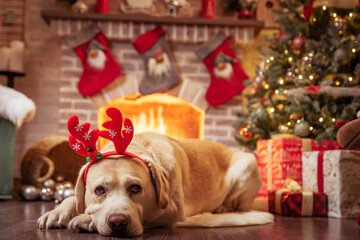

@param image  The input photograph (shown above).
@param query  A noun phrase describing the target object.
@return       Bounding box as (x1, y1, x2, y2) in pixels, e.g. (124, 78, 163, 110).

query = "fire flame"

(132, 106, 167, 135)
(98, 93, 204, 149)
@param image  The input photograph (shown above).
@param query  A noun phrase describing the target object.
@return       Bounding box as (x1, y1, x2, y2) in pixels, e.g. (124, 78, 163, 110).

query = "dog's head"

(74, 155, 169, 237)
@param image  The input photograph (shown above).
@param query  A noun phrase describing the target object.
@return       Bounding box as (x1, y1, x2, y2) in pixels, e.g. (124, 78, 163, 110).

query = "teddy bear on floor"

(337, 118, 360, 150)
(336, 114, 360, 225)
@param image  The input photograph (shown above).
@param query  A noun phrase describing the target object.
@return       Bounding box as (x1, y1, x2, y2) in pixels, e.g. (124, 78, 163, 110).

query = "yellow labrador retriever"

(38, 132, 273, 237)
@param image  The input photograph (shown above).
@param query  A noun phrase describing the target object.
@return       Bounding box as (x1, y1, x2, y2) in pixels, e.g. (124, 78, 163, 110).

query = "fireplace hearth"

(98, 93, 204, 148)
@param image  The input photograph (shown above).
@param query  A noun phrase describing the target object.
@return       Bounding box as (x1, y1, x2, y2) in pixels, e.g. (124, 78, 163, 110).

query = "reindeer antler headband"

(67, 107, 147, 182)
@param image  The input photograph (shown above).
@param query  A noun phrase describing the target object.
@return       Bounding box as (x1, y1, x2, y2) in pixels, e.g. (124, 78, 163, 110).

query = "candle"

(96, 0, 109, 14)
(9, 40, 25, 73)
(202, 0, 214, 19)
(0, 47, 10, 71)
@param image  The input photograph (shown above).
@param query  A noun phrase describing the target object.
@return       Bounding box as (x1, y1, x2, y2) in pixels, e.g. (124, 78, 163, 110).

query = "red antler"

(99, 107, 134, 156)
(66, 108, 147, 183)
(67, 115, 100, 157)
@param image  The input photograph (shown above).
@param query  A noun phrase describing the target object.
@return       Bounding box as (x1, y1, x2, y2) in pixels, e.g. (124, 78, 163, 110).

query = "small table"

(0, 71, 25, 88)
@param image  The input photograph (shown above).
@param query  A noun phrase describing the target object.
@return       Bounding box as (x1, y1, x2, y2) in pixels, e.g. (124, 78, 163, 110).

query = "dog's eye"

(95, 186, 106, 196)
(129, 184, 142, 194)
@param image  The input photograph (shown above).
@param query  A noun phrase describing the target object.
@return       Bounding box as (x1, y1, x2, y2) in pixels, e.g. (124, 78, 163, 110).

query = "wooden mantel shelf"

(41, 10, 264, 36)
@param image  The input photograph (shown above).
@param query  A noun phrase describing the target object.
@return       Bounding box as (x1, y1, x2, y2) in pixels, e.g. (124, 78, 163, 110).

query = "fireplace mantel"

(41, 10, 264, 31)
(41, 10, 263, 44)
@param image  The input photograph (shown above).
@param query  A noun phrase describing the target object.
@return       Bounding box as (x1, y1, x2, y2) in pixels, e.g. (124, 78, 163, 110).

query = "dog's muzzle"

(108, 213, 129, 236)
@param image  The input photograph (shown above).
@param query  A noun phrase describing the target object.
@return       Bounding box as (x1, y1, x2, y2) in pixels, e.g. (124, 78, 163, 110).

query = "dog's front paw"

(38, 209, 75, 229)
(68, 214, 97, 233)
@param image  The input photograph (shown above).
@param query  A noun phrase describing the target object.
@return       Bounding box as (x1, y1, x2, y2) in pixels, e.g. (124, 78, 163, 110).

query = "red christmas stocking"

(66, 23, 121, 96)
(195, 32, 248, 106)
(133, 26, 181, 95)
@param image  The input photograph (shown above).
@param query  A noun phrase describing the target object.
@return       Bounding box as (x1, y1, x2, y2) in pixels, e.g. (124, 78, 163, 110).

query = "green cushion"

(0, 118, 15, 199)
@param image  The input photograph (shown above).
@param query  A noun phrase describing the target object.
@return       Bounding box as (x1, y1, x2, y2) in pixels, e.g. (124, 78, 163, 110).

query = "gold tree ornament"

(294, 121, 311, 137)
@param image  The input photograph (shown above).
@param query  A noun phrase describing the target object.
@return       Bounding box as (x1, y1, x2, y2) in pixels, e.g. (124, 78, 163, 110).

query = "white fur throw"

(0, 84, 36, 128)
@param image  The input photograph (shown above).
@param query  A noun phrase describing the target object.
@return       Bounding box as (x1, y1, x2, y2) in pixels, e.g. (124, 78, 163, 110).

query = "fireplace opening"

(98, 93, 204, 148)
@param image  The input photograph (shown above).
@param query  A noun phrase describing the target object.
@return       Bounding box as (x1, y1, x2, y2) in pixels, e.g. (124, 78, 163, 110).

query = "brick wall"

(10, 0, 68, 178)
(0, 0, 25, 47)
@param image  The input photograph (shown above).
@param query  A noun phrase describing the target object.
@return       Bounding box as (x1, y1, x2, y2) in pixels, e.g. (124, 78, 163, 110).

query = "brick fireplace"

(43, 11, 262, 149)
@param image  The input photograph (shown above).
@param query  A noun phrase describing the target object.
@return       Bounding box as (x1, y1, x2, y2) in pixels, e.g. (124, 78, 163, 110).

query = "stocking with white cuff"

(195, 32, 249, 106)
(66, 23, 121, 96)
(133, 26, 181, 95)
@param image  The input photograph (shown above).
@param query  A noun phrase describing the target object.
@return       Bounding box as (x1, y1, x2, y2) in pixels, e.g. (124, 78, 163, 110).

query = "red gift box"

(256, 138, 312, 197)
(268, 179, 327, 217)
(256, 138, 339, 197)
(268, 190, 327, 217)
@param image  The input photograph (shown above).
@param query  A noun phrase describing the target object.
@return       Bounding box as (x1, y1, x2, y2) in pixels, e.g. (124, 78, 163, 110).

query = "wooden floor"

(1, 200, 359, 240)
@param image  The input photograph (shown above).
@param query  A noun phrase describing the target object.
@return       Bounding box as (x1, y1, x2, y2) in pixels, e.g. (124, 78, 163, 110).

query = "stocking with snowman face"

(133, 26, 181, 95)
(66, 23, 121, 96)
(196, 32, 249, 106)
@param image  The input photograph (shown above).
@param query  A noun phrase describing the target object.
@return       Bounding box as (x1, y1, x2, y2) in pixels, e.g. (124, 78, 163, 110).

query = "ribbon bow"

(303, 0, 315, 19)
(306, 84, 320, 94)
(275, 178, 314, 216)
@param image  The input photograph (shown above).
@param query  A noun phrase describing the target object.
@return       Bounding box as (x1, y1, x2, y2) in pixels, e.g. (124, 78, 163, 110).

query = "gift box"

(302, 150, 360, 218)
(268, 189, 327, 217)
(256, 138, 340, 197)
(256, 138, 314, 197)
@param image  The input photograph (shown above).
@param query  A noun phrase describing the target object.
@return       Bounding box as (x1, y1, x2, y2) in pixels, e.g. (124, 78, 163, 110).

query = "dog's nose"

(108, 214, 128, 231)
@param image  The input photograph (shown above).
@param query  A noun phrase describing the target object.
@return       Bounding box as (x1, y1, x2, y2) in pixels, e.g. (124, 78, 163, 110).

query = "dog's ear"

(74, 164, 87, 214)
(147, 160, 170, 209)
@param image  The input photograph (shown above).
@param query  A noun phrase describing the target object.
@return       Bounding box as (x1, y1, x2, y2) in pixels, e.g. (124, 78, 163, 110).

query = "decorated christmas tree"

(235, 0, 360, 150)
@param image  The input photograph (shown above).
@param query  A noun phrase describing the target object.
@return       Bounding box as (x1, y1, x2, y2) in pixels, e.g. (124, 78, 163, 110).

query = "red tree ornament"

(239, 124, 254, 139)
(292, 36, 306, 50)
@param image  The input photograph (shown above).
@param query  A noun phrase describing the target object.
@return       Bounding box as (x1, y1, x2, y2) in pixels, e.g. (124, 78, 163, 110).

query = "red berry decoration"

(277, 32, 284, 41)
(290, 112, 304, 121)
(238, 9, 253, 19)
(336, 120, 346, 128)
(357, 213, 360, 225)
(292, 36, 306, 50)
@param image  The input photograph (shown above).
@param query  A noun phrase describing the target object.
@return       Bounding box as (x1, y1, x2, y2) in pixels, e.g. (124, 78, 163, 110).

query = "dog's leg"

(177, 151, 274, 228)
(175, 211, 273, 227)
(37, 196, 77, 229)
(68, 214, 97, 233)
(218, 152, 262, 212)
